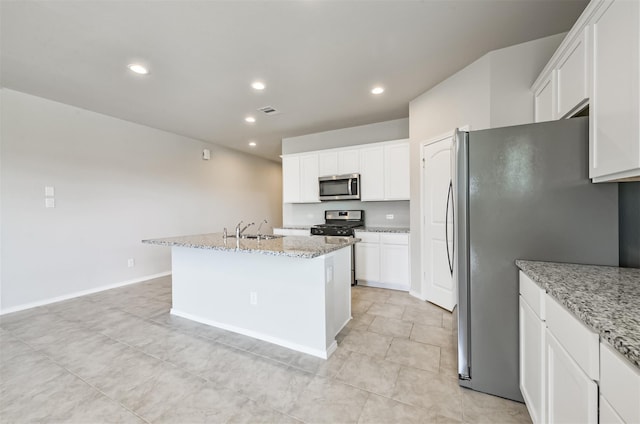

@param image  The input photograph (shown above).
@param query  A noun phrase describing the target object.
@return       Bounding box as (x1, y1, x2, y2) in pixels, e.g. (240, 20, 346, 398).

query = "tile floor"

(0, 276, 532, 423)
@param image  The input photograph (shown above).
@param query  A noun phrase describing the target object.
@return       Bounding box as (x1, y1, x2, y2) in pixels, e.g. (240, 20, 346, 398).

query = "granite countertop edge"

(516, 259, 640, 370)
(143, 234, 358, 259)
(355, 227, 410, 233)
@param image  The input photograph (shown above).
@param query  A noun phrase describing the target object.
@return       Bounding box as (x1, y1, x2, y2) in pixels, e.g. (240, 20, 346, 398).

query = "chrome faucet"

(235, 221, 254, 238)
(256, 219, 268, 236)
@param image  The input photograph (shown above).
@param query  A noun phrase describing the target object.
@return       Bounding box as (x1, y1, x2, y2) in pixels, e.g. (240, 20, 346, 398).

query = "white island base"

(170, 245, 352, 359)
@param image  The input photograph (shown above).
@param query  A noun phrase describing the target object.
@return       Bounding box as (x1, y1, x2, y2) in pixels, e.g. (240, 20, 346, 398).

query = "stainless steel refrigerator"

(453, 117, 618, 402)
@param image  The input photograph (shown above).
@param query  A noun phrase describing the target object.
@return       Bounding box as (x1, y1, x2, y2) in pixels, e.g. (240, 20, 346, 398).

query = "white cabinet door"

(360, 146, 385, 201)
(422, 138, 455, 311)
(600, 395, 625, 424)
(299, 154, 320, 203)
(534, 74, 555, 123)
(557, 29, 589, 118)
(384, 142, 410, 200)
(318, 151, 338, 177)
(355, 242, 380, 282)
(380, 243, 409, 289)
(282, 156, 301, 203)
(591, 0, 640, 181)
(519, 297, 546, 424)
(338, 149, 360, 174)
(600, 342, 640, 424)
(545, 330, 598, 424)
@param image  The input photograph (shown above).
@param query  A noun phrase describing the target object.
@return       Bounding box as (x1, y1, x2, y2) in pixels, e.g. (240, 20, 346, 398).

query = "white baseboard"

(171, 308, 333, 359)
(409, 289, 427, 301)
(0, 271, 172, 315)
(356, 280, 410, 292)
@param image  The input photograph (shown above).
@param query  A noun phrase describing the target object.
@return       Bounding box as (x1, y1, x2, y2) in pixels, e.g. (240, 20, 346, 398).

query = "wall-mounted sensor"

(202, 149, 211, 160)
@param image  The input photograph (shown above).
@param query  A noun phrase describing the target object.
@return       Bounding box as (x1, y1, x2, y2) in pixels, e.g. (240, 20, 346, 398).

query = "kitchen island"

(143, 233, 358, 358)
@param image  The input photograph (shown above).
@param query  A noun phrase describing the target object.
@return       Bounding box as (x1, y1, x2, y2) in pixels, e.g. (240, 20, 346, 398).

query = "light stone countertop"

(143, 233, 358, 259)
(516, 260, 640, 370)
(277, 225, 311, 230)
(355, 227, 410, 233)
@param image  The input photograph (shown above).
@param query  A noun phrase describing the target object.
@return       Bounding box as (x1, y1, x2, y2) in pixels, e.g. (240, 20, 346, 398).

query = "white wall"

(1, 89, 282, 312)
(489, 33, 566, 129)
(408, 33, 565, 297)
(282, 118, 409, 155)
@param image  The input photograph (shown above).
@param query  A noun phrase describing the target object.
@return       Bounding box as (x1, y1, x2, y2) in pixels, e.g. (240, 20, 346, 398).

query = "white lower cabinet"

(600, 342, 640, 424)
(600, 395, 625, 424)
(545, 329, 598, 423)
(518, 272, 603, 424)
(519, 271, 546, 424)
(355, 232, 409, 291)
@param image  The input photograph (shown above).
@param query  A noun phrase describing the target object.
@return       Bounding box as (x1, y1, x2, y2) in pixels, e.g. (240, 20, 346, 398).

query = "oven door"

(319, 174, 360, 201)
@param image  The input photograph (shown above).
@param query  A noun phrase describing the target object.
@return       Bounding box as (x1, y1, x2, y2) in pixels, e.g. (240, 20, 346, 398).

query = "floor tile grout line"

(3, 326, 153, 424)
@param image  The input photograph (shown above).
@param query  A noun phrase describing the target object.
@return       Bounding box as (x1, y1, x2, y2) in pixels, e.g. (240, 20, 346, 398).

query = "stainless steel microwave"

(319, 174, 360, 201)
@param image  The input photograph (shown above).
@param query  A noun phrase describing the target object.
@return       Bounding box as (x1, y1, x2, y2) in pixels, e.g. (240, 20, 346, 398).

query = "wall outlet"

(250, 291, 258, 305)
(45, 198, 55, 208)
(45, 186, 55, 197)
(386, 214, 395, 220)
(127, 258, 135, 268)
(326, 266, 334, 283)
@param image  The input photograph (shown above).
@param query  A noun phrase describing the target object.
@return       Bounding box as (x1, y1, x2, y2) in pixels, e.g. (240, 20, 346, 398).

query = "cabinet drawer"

(600, 342, 640, 424)
(380, 233, 409, 245)
(519, 271, 545, 320)
(545, 294, 599, 380)
(600, 395, 625, 424)
(354, 231, 380, 243)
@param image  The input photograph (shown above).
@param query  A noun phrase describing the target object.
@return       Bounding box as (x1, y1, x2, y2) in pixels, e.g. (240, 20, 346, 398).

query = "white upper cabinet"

(318, 151, 339, 177)
(282, 155, 301, 203)
(299, 154, 320, 203)
(282, 139, 409, 203)
(338, 149, 360, 174)
(359, 146, 385, 201)
(590, 0, 640, 182)
(534, 73, 555, 123)
(282, 153, 319, 203)
(557, 29, 589, 118)
(384, 142, 410, 200)
(360, 139, 410, 201)
(318, 148, 360, 177)
(533, 0, 640, 182)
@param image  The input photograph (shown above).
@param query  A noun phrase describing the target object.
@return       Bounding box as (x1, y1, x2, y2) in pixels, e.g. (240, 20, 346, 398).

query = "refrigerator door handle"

(445, 180, 453, 275)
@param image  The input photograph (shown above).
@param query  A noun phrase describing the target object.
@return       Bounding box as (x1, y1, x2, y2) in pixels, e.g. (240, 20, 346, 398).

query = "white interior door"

(422, 137, 455, 311)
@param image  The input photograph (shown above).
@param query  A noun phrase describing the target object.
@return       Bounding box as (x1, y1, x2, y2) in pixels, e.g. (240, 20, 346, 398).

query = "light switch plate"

(45, 186, 54, 197)
(45, 198, 55, 208)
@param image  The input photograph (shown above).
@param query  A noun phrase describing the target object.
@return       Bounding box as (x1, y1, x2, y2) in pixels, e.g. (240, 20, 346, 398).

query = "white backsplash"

(283, 200, 410, 227)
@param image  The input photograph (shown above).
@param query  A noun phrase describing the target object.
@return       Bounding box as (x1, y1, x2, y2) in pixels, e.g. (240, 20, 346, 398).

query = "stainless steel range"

(311, 210, 364, 285)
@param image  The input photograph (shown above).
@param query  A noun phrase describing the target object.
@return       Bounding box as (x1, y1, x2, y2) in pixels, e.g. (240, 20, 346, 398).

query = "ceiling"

(1, 0, 588, 162)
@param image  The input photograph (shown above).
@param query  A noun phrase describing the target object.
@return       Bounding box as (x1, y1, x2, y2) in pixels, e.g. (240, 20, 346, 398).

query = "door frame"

(418, 126, 468, 304)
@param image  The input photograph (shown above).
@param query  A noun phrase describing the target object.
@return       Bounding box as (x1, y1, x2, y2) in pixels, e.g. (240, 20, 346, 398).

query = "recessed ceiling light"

(249, 141, 257, 147)
(371, 86, 384, 95)
(251, 81, 266, 90)
(127, 64, 149, 75)
(245, 116, 256, 123)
